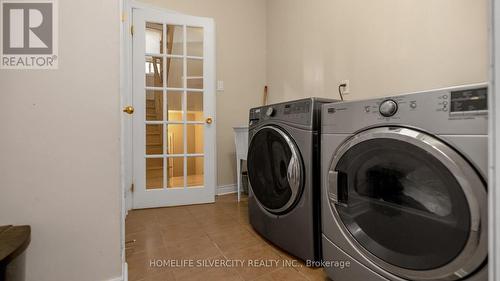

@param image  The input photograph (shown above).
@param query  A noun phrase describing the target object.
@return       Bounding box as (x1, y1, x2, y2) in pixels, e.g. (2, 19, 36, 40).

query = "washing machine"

(247, 97, 337, 262)
(320, 84, 488, 281)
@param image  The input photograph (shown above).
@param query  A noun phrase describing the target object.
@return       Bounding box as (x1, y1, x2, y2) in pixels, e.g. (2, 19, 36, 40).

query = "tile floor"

(125, 194, 329, 281)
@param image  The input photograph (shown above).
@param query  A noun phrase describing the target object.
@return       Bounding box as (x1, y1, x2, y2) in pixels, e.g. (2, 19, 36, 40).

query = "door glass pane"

(187, 26, 203, 57)
(187, 157, 204, 187)
(146, 124, 163, 155)
(166, 58, 183, 88)
(166, 25, 183, 55)
(146, 90, 163, 121)
(167, 124, 184, 154)
(187, 92, 203, 121)
(146, 158, 163, 189)
(187, 59, 203, 89)
(145, 56, 163, 87)
(145, 22, 163, 54)
(333, 138, 471, 270)
(167, 157, 184, 188)
(187, 124, 204, 154)
(167, 91, 183, 121)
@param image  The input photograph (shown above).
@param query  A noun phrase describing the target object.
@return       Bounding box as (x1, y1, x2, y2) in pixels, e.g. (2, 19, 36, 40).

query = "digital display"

(450, 87, 487, 113)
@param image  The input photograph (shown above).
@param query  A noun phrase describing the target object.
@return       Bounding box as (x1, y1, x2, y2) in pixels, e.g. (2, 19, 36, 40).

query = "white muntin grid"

(144, 23, 204, 189)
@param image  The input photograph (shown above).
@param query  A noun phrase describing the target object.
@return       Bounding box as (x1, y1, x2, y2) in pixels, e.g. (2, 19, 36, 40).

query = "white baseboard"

(123, 262, 128, 281)
(106, 262, 127, 281)
(217, 184, 237, 195)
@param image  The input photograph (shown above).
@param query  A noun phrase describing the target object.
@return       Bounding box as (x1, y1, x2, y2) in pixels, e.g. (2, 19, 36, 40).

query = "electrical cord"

(338, 83, 347, 101)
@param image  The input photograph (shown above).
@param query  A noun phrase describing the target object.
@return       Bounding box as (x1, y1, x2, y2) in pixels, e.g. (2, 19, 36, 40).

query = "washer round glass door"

(327, 127, 487, 280)
(248, 126, 303, 214)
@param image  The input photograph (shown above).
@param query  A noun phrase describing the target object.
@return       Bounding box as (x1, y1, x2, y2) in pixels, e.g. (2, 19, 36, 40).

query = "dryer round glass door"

(327, 127, 487, 281)
(248, 126, 304, 214)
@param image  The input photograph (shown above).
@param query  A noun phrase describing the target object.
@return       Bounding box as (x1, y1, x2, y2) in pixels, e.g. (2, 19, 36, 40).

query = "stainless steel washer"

(321, 84, 488, 281)
(247, 98, 337, 262)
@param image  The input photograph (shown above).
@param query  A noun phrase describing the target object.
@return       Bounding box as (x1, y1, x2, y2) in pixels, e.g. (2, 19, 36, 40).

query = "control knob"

(379, 99, 398, 117)
(266, 107, 275, 117)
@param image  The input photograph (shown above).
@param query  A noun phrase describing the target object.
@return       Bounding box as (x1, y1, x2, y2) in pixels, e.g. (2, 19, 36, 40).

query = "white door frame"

(122, 2, 185, 213)
(119, 1, 216, 280)
(491, 0, 500, 280)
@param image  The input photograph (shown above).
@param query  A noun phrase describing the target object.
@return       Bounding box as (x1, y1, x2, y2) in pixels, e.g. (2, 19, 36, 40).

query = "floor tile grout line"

(203, 218, 248, 281)
(294, 265, 317, 281)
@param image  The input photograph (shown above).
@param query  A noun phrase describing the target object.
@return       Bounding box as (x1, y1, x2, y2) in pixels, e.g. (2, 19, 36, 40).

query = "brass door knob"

(206, 117, 213, 124)
(123, 106, 134, 115)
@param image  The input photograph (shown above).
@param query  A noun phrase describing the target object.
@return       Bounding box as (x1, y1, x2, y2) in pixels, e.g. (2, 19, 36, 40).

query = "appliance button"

(379, 100, 398, 117)
(410, 101, 417, 109)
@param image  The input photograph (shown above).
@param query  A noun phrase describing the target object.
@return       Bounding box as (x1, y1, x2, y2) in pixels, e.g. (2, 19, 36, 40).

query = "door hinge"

(130, 183, 134, 192)
(130, 25, 134, 36)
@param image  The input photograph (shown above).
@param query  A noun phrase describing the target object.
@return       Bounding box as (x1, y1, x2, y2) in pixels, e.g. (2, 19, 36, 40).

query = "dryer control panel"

(322, 83, 488, 135)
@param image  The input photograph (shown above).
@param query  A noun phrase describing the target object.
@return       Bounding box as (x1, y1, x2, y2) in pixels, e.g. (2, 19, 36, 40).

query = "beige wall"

(266, 0, 489, 103)
(138, 0, 267, 187)
(0, 0, 122, 281)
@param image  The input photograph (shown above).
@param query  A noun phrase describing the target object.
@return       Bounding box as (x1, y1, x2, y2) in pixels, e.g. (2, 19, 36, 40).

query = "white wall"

(137, 0, 267, 187)
(0, 1, 122, 281)
(267, 0, 489, 103)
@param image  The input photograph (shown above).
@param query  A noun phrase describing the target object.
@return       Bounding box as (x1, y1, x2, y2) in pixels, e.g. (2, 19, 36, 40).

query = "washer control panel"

(322, 84, 488, 135)
(379, 99, 398, 117)
(449, 87, 487, 115)
(349, 86, 487, 120)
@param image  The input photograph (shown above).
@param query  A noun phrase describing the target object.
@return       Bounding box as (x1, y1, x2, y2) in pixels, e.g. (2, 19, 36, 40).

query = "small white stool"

(233, 126, 248, 202)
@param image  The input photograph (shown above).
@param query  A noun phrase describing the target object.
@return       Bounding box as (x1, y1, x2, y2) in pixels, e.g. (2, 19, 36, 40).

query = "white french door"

(132, 8, 216, 209)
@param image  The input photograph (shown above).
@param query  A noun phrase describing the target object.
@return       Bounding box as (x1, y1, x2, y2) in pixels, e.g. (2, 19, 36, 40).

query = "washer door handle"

(287, 156, 300, 193)
(329, 170, 348, 206)
(328, 170, 339, 204)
